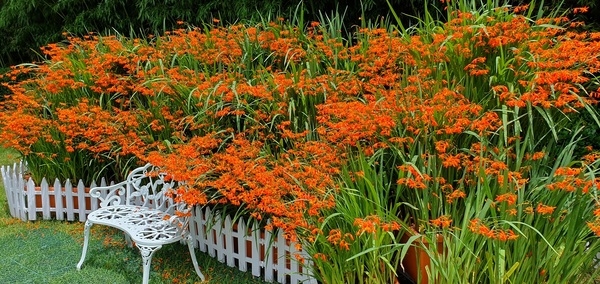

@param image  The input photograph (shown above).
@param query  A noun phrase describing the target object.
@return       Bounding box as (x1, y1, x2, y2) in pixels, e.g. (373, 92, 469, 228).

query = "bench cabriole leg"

(76, 220, 93, 270)
(137, 244, 161, 284)
(186, 235, 206, 281)
(125, 233, 133, 247)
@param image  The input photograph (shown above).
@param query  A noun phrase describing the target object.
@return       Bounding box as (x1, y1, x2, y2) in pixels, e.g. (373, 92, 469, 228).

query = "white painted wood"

(41, 178, 50, 219)
(276, 230, 287, 283)
(16, 167, 26, 221)
(54, 179, 64, 221)
(216, 216, 225, 262)
(77, 180, 86, 222)
(237, 217, 248, 272)
(264, 226, 274, 282)
(26, 178, 36, 220)
(224, 216, 235, 267)
(90, 180, 99, 212)
(65, 180, 75, 221)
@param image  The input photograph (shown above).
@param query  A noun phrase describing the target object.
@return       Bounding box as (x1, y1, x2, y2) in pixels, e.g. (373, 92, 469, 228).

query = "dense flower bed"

(2, 2, 600, 283)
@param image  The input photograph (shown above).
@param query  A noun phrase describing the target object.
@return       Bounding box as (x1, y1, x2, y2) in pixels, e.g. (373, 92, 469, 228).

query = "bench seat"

(87, 205, 183, 246)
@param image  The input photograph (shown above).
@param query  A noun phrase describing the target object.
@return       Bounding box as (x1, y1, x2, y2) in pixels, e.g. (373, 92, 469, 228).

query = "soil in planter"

(30, 186, 93, 211)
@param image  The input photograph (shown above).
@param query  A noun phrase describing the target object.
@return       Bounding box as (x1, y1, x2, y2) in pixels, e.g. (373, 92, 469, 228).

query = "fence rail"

(0, 162, 315, 284)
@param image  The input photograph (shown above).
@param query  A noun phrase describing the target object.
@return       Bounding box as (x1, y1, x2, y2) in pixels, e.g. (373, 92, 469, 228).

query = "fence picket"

(91, 180, 102, 212)
(264, 225, 274, 282)
(194, 207, 206, 252)
(250, 221, 261, 277)
(216, 216, 225, 262)
(26, 178, 37, 221)
(53, 179, 64, 221)
(65, 180, 75, 221)
(224, 216, 235, 267)
(2, 165, 16, 218)
(237, 217, 248, 272)
(16, 170, 26, 221)
(276, 230, 287, 283)
(41, 178, 50, 219)
(205, 208, 217, 258)
(77, 180, 86, 222)
(188, 207, 199, 249)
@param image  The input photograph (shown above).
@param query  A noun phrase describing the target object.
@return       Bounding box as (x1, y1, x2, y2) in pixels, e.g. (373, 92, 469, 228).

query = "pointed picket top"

(53, 178, 64, 221)
(26, 177, 37, 221)
(77, 179, 86, 221)
(41, 178, 51, 219)
(64, 179, 74, 221)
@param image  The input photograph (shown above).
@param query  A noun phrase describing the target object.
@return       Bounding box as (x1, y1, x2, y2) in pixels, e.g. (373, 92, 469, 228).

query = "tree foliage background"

(0, 0, 598, 67)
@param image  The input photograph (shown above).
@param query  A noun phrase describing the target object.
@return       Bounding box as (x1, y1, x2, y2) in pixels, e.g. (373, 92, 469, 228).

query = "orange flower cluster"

(354, 215, 401, 236)
(430, 215, 452, 228)
(546, 167, 600, 193)
(469, 219, 519, 241)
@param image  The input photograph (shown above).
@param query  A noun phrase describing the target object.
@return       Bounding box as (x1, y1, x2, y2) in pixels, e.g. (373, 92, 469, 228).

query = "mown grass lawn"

(0, 147, 269, 284)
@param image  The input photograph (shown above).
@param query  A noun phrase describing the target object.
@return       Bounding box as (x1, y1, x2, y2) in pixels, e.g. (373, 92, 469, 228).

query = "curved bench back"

(89, 164, 190, 225)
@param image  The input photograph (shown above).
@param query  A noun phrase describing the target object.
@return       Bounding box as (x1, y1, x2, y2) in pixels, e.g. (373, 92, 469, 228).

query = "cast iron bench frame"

(76, 164, 205, 283)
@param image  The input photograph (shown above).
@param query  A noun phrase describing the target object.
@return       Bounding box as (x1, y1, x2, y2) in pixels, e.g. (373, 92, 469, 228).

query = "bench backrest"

(91, 163, 188, 216)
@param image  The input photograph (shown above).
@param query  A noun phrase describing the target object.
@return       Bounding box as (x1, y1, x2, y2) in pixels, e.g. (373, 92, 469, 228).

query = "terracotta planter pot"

(400, 232, 444, 284)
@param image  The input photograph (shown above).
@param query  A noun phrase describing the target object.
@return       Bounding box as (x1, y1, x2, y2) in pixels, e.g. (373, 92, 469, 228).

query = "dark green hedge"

(0, 0, 598, 67)
(0, 0, 420, 67)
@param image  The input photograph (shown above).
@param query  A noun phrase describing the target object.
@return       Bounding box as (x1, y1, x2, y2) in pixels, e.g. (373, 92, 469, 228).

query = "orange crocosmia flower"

(354, 216, 380, 235)
(435, 140, 450, 154)
(496, 229, 519, 241)
(469, 219, 518, 241)
(536, 203, 556, 215)
(381, 221, 401, 232)
(531, 151, 545, 160)
(430, 215, 452, 228)
(513, 4, 529, 13)
(573, 6, 589, 13)
(441, 154, 462, 168)
(588, 219, 600, 237)
(313, 253, 327, 261)
(555, 167, 582, 176)
(469, 219, 493, 238)
(495, 193, 517, 206)
(446, 189, 466, 203)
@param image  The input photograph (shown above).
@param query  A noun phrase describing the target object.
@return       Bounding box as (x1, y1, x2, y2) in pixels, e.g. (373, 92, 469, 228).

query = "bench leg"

(186, 235, 206, 281)
(125, 233, 133, 247)
(137, 244, 161, 284)
(76, 220, 93, 270)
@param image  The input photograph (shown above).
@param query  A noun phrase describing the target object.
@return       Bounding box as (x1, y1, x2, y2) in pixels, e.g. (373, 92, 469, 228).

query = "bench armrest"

(89, 180, 130, 208)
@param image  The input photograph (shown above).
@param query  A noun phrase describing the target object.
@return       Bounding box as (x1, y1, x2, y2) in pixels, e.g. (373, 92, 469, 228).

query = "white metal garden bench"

(76, 163, 205, 284)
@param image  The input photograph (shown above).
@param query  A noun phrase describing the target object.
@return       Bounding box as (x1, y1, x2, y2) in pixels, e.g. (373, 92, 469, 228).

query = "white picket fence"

(0, 162, 316, 284)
